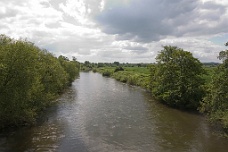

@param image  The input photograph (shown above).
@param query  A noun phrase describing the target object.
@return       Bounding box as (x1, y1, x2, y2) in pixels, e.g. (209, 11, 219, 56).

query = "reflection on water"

(0, 72, 228, 152)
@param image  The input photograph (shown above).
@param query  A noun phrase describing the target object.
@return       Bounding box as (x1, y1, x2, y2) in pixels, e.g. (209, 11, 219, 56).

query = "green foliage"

(0, 35, 79, 129)
(114, 66, 124, 72)
(92, 68, 97, 73)
(96, 67, 115, 74)
(202, 66, 217, 83)
(113, 61, 120, 66)
(150, 46, 205, 110)
(124, 66, 151, 74)
(97, 62, 105, 68)
(112, 71, 128, 83)
(81, 66, 91, 72)
(58, 55, 80, 85)
(200, 48, 228, 129)
(102, 70, 113, 77)
(95, 66, 150, 89)
(81, 61, 95, 71)
(111, 71, 150, 89)
(82, 62, 149, 69)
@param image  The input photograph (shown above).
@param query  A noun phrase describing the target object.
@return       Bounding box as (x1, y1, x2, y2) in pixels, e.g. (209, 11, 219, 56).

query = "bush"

(150, 46, 205, 110)
(114, 66, 124, 72)
(102, 70, 112, 77)
(92, 68, 97, 73)
(0, 35, 79, 129)
(200, 49, 228, 130)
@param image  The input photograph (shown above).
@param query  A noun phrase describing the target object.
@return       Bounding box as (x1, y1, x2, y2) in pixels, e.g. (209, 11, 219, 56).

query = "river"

(0, 72, 228, 152)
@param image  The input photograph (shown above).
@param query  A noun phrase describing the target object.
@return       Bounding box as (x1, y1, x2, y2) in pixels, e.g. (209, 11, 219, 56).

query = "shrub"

(114, 66, 124, 72)
(102, 70, 112, 77)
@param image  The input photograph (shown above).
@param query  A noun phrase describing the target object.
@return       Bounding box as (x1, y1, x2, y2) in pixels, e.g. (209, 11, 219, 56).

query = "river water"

(0, 72, 228, 152)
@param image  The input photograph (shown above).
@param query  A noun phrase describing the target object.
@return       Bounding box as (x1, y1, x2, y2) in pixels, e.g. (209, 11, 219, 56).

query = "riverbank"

(95, 66, 151, 90)
(94, 65, 228, 135)
(1, 72, 228, 152)
(94, 65, 213, 92)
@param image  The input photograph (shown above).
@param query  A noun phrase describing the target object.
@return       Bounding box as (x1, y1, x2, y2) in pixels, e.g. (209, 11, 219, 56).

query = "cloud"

(0, 0, 227, 63)
(0, 0, 63, 39)
(96, 0, 228, 42)
(158, 37, 227, 62)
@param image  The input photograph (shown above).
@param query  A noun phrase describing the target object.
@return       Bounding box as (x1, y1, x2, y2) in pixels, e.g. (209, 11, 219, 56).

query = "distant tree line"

(81, 61, 149, 71)
(0, 35, 80, 129)
(81, 58, 218, 71)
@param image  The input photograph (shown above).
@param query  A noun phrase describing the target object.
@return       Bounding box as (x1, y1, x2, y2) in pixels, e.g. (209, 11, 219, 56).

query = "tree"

(218, 50, 228, 61)
(150, 46, 205, 109)
(0, 35, 80, 129)
(114, 61, 120, 66)
(114, 66, 124, 72)
(58, 55, 69, 61)
(98, 62, 104, 68)
(40, 51, 68, 98)
(84, 61, 90, 66)
(200, 44, 228, 128)
(0, 36, 44, 126)
(72, 56, 77, 61)
(58, 55, 80, 85)
(225, 42, 228, 46)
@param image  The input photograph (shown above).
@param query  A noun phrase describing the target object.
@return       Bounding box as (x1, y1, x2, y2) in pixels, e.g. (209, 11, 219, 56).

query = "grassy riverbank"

(95, 65, 215, 91)
(95, 66, 151, 90)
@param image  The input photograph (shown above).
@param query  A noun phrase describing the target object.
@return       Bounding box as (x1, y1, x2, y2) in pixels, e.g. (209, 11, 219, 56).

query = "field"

(95, 66, 151, 90)
(94, 65, 217, 92)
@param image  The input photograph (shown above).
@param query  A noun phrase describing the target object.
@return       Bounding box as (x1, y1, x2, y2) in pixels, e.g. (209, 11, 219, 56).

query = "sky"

(0, 0, 228, 63)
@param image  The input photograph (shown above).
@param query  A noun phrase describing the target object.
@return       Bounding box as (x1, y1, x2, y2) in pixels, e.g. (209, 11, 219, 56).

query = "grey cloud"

(0, 8, 17, 19)
(123, 45, 148, 54)
(159, 38, 225, 62)
(97, 50, 125, 58)
(56, 0, 102, 25)
(130, 49, 148, 55)
(49, 0, 65, 11)
(123, 46, 148, 51)
(97, 49, 152, 61)
(0, 0, 226, 63)
(96, 0, 198, 42)
(179, 1, 228, 36)
(45, 22, 62, 29)
(0, 24, 8, 29)
(95, 0, 228, 42)
(40, 2, 51, 8)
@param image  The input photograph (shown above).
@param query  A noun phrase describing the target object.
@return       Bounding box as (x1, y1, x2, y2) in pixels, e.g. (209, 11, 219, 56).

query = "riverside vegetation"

(0, 35, 80, 129)
(83, 45, 228, 134)
(1, 33, 227, 135)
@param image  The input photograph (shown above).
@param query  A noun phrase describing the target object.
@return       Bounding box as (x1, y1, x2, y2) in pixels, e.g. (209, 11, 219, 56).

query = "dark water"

(1, 72, 228, 152)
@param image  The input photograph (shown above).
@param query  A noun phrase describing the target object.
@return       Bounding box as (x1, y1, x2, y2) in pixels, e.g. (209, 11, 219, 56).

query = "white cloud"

(99, 0, 105, 11)
(59, 0, 88, 25)
(0, 0, 63, 39)
(159, 37, 224, 62)
(0, 0, 227, 63)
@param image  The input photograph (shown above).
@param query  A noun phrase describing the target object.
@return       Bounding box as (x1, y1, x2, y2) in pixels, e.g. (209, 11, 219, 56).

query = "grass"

(95, 66, 151, 90)
(94, 65, 217, 94)
(124, 67, 151, 74)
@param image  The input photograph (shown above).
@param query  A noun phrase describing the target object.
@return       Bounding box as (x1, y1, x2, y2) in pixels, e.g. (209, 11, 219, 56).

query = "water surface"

(0, 72, 228, 152)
